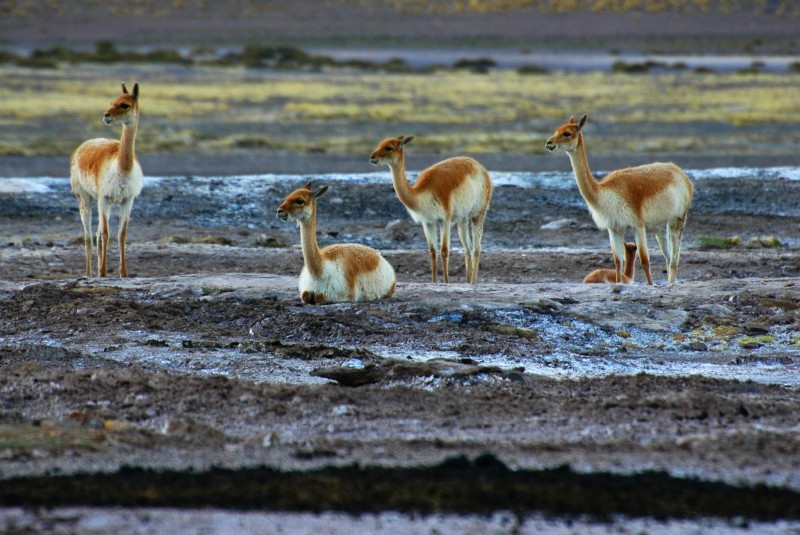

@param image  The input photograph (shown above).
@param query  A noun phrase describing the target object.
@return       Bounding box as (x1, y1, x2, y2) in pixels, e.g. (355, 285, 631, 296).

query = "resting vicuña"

(546, 114, 693, 285)
(583, 242, 637, 284)
(277, 183, 396, 304)
(370, 136, 492, 284)
(70, 83, 143, 277)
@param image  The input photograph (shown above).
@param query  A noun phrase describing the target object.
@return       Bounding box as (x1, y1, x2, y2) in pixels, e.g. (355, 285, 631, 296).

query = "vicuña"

(370, 136, 492, 284)
(277, 183, 396, 304)
(583, 242, 637, 284)
(546, 115, 693, 285)
(70, 83, 144, 277)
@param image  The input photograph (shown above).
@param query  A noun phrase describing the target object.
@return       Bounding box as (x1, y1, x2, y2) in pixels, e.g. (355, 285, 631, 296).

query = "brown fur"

(70, 82, 142, 278)
(600, 165, 677, 222)
(278, 188, 324, 277)
(277, 184, 395, 302)
(583, 242, 637, 284)
(322, 244, 381, 297)
(73, 141, 120, 188)
(546, 114, 694, 285)
(370, 135, 492, 284)
(414, 157, 473, 213)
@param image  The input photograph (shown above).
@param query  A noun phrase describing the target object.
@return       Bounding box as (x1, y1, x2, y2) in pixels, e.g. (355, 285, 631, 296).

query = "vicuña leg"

(76, 192, 94, 276)
(457, 221, 474, 283)
(98, 199, 111, 278)
(118, 199, 134, 277)
(608, 231, 627, 284)
(422, 222, 438, 283)
(655, 226, 674, 284)
(440, 219, 451, 283)
(667, 215, 687, 284)
(470, 211, 487, 284)
(635, 226, 653, 285)
(655, 228, 671, 268)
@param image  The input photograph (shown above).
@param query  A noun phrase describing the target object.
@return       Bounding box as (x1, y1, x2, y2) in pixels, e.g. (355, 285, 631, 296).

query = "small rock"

(695, 304, 734, 319)
(331, 404, 358, 416)
(683, 341, 708, 352)
(385, 219, 414, 241)
(540, 218, 577, 230)
(743, 322, 770, 335)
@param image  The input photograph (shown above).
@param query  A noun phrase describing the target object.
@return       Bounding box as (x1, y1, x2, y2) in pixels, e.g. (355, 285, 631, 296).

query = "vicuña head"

(583, 242, 637, 284)
(369, 135, 492, 284)
(277, 183, 396, 304)
(546, 114, 694, 285)
(70, 82, 144, 278)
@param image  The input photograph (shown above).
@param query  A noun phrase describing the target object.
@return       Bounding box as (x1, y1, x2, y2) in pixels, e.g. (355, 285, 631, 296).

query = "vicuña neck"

(389, 157, 419, 211)
(566, 134, 599, 206)
(624, 258, 636, 280)
(299, 203, 324, 277)
(118, 116, 138, 173)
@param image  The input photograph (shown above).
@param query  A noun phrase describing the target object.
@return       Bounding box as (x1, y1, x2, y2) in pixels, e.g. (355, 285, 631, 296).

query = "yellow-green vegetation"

(159, 235, 237, 246)
(697, 236, 741, 250)
(711, 325, 742, 339)
(490, 324, 540, 340)
(385, 0, 800, 15)
(0, 423, 105, 452)
(738, 335, 776, 348)
(748, 236, 782, 248)
(684, 324, 740, 352)
(1, 66, 799, 156)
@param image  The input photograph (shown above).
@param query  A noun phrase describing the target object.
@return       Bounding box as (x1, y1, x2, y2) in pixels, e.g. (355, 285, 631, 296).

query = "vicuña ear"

(303, 181, 313, 190)
(121, 83, 129, 94)
(569, 116, 576, 125)
(312, 186, 329, 199)
(132, 83, 139, 100)
(401, 136, 414, 145)
(577, 114, 588, 130)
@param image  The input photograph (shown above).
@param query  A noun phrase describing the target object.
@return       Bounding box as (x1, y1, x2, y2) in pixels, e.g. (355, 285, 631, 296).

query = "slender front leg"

(471, 212, 487, 284)
(608, 230, 626, 283)
(440, 220, 451, 283)
(422, 222, 439, 283)
(667, 215, 687, 285)
(655, 226, 673, 285)
(119, 218, 129, 277)
(118, 199, 134, 277)
(76, 192, 93, 276)
(97, 199, 111, 277)
(635, 226, 653, 285)
(457, 222, 471, 283)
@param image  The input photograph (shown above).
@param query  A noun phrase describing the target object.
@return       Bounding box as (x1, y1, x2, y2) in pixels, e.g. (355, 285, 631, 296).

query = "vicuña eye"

(563, 131, 572, 137)
(384, 146, 392, 152)
(119, 103, 130, 110)
(294, 199, 305, 205)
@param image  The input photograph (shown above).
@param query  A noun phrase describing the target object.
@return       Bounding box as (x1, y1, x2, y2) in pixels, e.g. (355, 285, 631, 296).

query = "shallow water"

(309, 47, 800, 73)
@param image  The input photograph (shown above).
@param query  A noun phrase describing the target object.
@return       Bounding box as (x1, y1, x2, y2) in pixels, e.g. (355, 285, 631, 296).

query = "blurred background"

(1, 0, 798, 176)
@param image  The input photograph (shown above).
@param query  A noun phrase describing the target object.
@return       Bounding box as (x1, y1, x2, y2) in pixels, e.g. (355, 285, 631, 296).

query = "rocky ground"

(0, 163, 799, 532)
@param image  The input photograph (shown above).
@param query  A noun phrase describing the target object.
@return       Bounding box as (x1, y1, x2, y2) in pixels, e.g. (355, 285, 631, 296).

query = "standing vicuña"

(369, 136, 492, 284)
(583, 242, 637, 284)
(70, 83, 144, 277)
(277, 183, 396, 304)
(546, 115, 693, 285)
